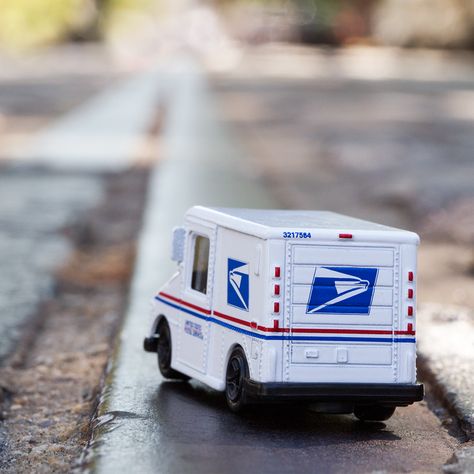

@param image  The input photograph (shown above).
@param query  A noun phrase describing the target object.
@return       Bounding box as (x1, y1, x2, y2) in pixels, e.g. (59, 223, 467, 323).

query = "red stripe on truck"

(158, 292, 415, 336)
(159, 292, 212, 315)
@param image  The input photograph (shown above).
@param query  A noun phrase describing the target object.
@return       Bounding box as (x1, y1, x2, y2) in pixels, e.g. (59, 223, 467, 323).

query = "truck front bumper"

(244, 380, 424, 406)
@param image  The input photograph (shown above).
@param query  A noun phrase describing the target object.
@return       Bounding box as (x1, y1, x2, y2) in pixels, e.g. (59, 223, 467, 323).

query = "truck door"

(287, 243, 399, 384)
(177, 221, 216, 373)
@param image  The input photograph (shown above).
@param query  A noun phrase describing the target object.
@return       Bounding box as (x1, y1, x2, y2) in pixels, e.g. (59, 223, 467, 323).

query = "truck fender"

(224, 343, 251, 378)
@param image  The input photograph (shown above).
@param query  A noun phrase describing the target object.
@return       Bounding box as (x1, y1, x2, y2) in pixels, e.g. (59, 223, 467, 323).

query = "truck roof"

(186, 206, 420, 244)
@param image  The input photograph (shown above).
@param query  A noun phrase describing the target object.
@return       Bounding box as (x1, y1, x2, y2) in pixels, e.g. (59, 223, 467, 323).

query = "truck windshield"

(191, 235, 210, 294)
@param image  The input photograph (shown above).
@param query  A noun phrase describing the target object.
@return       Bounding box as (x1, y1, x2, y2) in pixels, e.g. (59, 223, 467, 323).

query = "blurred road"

(211, 45, 474, 233)
(0, 170, 102, 360)
(0, 45, 122, 159)
(0, 52, 165, 362)
(0, 47, 116, 361)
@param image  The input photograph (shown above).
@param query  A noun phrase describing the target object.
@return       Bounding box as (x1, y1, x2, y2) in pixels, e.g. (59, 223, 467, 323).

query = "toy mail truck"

(144, 206, 423, 419)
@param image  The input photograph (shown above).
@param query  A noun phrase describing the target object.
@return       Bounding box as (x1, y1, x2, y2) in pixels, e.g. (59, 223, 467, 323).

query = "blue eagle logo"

(227, 258, 249, 311)
(306, 266, 378, 315)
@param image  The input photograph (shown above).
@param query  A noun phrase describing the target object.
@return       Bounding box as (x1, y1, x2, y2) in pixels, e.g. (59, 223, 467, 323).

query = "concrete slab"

(6, 68, 163, 172)
(418, 304, 474, 438)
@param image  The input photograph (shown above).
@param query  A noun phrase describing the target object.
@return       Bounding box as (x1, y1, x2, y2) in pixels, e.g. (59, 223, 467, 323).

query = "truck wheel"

(354, 405, 396, 422)
(225, 347, 249, 412)
(157, 320, 189, 381)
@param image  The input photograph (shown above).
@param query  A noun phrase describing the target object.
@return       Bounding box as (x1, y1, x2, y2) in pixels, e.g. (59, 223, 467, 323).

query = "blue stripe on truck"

(154, 295, 415, 344)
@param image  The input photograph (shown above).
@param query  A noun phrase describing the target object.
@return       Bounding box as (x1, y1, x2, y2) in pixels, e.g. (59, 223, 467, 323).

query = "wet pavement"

(93, 376, 457, 474)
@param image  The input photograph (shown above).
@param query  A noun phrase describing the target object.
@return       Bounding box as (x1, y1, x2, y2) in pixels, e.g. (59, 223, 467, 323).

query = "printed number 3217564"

(282, 231, 312, 239)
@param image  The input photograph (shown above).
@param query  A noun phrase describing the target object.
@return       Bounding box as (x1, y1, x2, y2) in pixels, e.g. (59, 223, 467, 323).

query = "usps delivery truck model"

(144, 207, 423, 419)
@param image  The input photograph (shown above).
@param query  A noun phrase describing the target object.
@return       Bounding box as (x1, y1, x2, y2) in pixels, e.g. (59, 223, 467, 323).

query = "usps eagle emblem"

(306, 266, 378, 315)
(227, 258, 250, 311)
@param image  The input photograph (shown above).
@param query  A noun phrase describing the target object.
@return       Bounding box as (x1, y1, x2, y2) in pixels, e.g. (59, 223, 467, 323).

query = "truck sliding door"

(177, 221, 216, 373)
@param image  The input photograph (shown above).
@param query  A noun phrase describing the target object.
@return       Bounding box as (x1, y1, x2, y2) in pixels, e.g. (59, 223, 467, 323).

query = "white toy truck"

(144, 206, 423, 419)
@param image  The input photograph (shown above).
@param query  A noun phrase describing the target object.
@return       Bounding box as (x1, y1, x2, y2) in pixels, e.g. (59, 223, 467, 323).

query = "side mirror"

(171, 226, 186, 262)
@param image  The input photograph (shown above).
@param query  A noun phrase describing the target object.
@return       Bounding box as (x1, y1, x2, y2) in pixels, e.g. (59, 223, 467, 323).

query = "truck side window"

(191, 235, 210, 294)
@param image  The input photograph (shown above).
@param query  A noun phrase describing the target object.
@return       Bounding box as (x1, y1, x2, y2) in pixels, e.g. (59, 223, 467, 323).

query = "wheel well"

(151, 314, 166, 336)
(224, 344, 249, 373)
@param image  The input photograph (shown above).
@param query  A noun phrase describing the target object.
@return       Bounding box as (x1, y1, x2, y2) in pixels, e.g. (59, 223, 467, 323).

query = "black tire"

(354, 405, 396, 422)
(157, 319, 189, 381)
(225, 346, 249, 412)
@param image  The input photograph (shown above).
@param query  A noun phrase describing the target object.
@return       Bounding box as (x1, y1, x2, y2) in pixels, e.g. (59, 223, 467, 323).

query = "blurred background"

(2, 0, 474, 50)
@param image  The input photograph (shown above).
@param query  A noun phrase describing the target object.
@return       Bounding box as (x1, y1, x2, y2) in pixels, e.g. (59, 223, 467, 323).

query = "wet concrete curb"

(82, 60, 277, 473)
(444, 442, 474, 474)
(418, 304, 474, 440)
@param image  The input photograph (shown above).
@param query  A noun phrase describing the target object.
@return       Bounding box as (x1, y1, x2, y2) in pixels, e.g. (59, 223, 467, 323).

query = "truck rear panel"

(284, 242, 414, 384)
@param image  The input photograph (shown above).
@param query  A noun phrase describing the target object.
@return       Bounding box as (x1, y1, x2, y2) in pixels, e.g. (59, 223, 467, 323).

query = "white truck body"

(146, 206, 423, 410)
